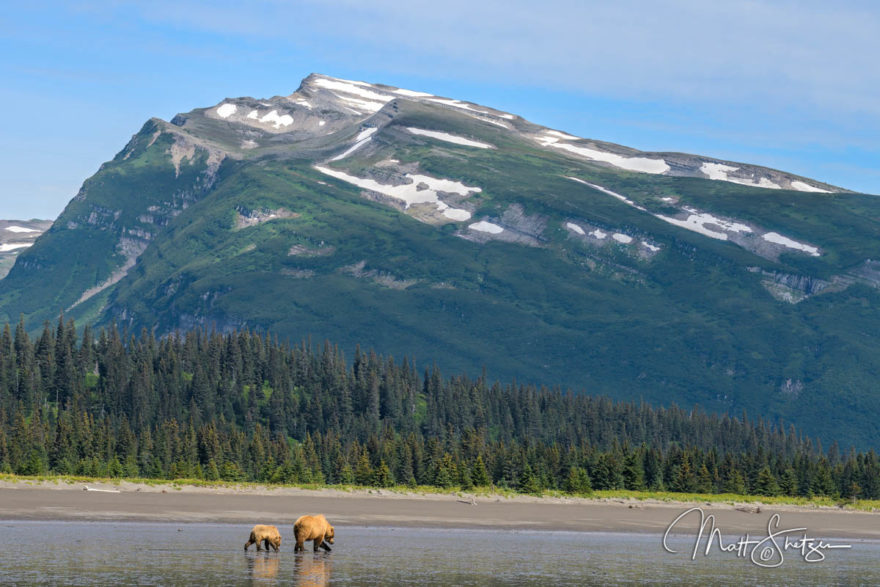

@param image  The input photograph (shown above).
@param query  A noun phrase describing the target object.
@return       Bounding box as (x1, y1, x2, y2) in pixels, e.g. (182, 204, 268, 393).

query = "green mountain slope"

(1, 74, 878, 447)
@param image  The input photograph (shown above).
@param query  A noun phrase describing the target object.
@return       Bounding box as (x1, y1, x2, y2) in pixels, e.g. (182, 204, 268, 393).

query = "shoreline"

(1, 479, 879, 539)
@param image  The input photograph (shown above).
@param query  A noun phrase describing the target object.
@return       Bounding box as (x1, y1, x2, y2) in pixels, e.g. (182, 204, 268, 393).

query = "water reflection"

(293, 552, 332, 587)
(0, 522, 876, 586)
(246, 552, 280, 582)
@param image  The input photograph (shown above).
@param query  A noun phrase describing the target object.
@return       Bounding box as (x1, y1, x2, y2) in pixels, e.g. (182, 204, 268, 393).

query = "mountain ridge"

(191, 73, 844, 194)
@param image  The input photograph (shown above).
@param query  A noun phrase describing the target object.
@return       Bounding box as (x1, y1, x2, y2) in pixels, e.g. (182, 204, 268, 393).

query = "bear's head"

(272, 535, 282, 549)
(325, 525, 335, 544)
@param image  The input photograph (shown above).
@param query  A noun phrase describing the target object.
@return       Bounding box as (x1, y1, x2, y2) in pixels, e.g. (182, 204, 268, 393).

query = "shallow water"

(0, 522, 876, 585)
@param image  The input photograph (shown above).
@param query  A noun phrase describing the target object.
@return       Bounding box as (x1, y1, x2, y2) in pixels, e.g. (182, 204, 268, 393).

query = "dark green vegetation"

(2, 320, 878, 499)
(0, 79, 878, 448)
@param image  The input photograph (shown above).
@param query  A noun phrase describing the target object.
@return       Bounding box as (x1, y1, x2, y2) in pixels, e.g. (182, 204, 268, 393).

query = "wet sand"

(0, 480, 877, 539)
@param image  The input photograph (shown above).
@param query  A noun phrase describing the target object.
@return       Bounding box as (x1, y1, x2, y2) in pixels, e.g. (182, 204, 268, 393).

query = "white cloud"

(133, 1, 879, 117)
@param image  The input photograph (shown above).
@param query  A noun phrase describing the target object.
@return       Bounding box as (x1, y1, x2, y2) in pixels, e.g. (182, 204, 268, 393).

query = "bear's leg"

(295, 540, 304, 552)
(316, 532, 332, 552)
(244, 539, 253, 551)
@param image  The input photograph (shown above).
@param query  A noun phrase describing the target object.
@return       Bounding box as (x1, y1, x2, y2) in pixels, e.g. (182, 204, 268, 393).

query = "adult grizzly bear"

(293, 514, 335, 552)
(244, 524, 283, 552)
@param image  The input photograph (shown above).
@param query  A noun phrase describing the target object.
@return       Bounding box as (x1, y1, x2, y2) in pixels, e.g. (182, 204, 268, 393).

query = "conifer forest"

(1, 318, 877, 500)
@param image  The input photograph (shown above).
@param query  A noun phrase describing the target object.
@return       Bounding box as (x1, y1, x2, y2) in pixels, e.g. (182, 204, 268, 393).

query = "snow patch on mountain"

(469, 221, 504, 234)
(566, 222, 585, 235)
(546, 130, 580, 141)
(260, 110, 294, 129)
(311, 77, 391, 113)
(216, 103, 237, 118)
(700, 162, 781, 190)
(762, 232, 820, 256)
(394, 88, 433, 98)
(655, 210, 752, 241)
(542, 133, 669, 174)
(441, 207, 472, 221)
(0, 243, 31, 252)
(311, 77, 391, 103)
(567, 177, 647, 211)
(355, 128, 377, 141)
(314, 166, 481, 221)
(427, 97, 488, 114)
(653, 206, 820, 256)
(568, 221, 651, 254)
(734, 176, 782, 190)
(464, 112, 510, 129)
(4, 226, 38, 233)
(330, 127, 378, 162)
(406, 128, 492, 149)
(338, 96, 387, 114)
(571, 178, 762, 246)
(791, 181, 831, 194)
(701, 162, 739, 180)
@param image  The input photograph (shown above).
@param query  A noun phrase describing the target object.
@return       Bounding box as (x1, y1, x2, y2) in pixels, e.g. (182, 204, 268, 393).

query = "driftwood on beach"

(83, 486, 121, 493)
(734, 505, 762, 514)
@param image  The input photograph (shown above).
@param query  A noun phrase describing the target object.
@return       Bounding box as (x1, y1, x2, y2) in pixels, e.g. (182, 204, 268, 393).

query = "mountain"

(1, 74, 878, 447)
(0, 219, 52, 279)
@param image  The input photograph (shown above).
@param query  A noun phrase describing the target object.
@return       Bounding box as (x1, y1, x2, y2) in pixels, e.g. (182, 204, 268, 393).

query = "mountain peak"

(190, 74, 842, 193)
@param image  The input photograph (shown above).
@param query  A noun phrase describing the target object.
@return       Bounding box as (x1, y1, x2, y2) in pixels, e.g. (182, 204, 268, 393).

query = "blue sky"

(2, 1, 878, 219)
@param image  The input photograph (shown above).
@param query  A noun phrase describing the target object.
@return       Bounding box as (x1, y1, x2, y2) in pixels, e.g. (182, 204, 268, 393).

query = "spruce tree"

(518, 463, 541, 495)
(623, 452, 645, 490)
(472, 455, 491, 487)
(564, 466, 592, 495)
(373, 461, 393, 488)
(755, 466, 781, 496)
(355, 453, 373, 486)
(779, 468, 799, 496)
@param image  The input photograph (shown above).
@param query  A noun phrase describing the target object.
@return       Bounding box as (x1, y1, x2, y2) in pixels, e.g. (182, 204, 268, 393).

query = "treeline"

(0, 317, 878, 500)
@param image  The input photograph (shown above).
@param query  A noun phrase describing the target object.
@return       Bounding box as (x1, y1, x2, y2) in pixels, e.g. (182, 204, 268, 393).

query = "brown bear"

(244, 524, 283, 552)
(293, 514, 335, 552)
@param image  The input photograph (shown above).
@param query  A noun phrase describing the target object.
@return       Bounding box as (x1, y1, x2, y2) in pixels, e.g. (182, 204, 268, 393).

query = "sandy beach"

(0, 480, 877, 540)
